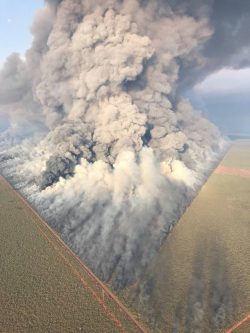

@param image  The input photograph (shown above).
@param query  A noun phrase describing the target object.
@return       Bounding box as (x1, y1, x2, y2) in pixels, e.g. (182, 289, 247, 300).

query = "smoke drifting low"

(0, 0, 229, 287)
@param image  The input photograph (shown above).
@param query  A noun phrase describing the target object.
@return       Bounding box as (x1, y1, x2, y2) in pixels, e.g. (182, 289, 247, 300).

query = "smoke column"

(0, 0, 232, 288)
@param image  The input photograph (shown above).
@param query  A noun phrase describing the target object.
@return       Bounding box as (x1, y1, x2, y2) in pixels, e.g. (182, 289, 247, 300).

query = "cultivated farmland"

(0, 176, 146, 333)
(124, 141, 250, 333)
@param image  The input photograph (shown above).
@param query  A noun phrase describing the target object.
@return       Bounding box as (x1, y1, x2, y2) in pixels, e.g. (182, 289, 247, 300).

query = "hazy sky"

(0, 0, 249, 136)
(190, 69, 250, 136)
(0, 0, 43, 64)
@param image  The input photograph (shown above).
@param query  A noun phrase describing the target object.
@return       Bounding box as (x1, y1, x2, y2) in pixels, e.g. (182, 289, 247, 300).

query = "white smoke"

(0, 0, 226, 288)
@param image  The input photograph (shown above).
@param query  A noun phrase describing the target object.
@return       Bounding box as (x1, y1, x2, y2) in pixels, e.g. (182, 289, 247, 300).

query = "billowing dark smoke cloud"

(176, 0, 250, 88)
(0, 0, 236, 288)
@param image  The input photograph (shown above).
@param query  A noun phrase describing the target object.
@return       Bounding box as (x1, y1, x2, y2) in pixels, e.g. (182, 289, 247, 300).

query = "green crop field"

(0, 177, 145, 333)
(124, 141, 250, 333)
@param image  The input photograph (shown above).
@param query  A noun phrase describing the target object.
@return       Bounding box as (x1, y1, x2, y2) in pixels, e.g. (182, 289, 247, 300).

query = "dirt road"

(0, 175, 147, 333)
(127, 141, 250, 333)
(215, 165, 250, 178)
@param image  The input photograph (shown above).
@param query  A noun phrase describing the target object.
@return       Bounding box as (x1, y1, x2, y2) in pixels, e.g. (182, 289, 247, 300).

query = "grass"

(124, 140, 250, 333)
(0, 178, 144, 333)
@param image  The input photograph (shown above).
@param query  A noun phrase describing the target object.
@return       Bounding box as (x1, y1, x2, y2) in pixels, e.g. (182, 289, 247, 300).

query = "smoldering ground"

(2, 0, 249, 290)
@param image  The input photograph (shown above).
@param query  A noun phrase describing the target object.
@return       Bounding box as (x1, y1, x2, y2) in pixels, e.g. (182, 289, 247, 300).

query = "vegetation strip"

(0, 175, 147, 333)
(224, 313, 250, 333)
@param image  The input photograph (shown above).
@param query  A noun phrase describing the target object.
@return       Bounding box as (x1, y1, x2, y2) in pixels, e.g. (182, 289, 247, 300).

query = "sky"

(190, 69, 250, 136)
(0, 0, 249, 136)
(0, 0, 44, 64)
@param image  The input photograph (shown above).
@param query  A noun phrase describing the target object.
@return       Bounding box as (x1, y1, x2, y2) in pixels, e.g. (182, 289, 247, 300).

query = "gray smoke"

(0, 0, 237, 288)
(175, 0, 250, 88)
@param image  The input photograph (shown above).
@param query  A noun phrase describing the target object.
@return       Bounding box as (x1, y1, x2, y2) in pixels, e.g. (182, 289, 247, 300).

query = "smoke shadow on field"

(184, 242, 206, 333)
(183, 239, 236, 333)
(207, 242, 235, 332)
(172, 302, 184, 333)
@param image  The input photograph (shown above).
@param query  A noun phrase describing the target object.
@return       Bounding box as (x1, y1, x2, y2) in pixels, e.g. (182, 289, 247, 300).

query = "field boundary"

(225, 313, 250, 333)
(0, 175, 147, 333)
(215, 165, 250, 178)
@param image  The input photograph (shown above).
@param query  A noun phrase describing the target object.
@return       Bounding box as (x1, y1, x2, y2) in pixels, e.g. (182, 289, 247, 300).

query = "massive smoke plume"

(1, 0, 243, 289)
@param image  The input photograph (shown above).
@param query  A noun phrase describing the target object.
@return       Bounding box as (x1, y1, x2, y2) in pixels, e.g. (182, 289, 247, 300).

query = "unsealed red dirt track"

(215, 165, 250, 178)
(0, 175, 147, 333)
(224, 313, 250, 333)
